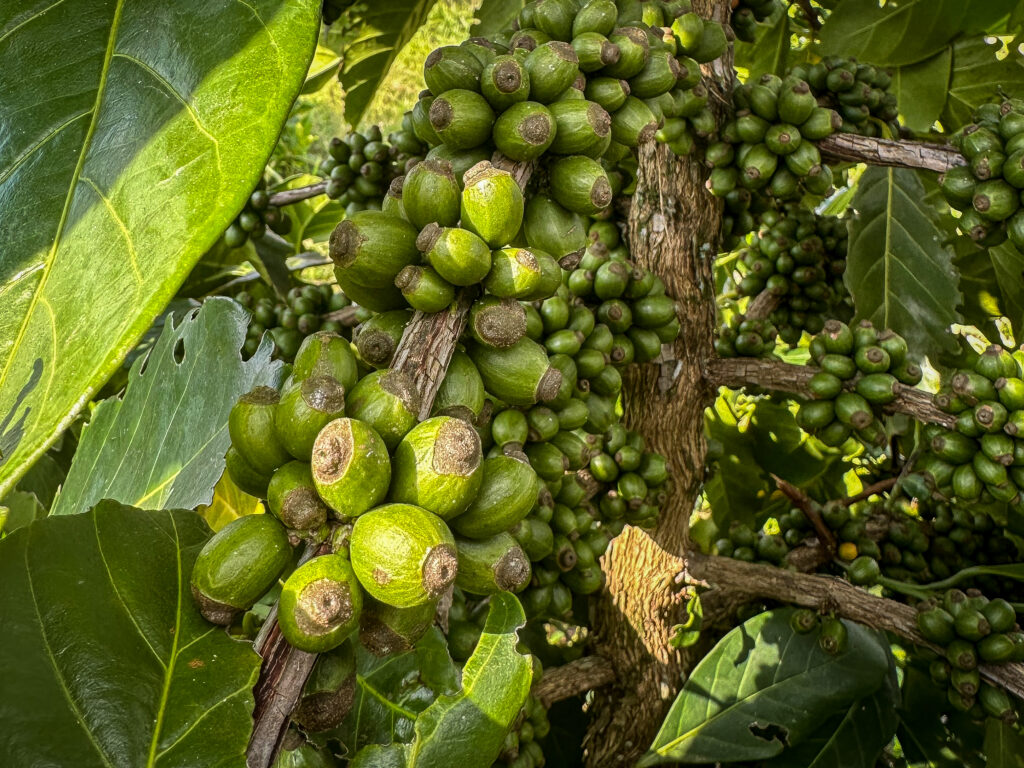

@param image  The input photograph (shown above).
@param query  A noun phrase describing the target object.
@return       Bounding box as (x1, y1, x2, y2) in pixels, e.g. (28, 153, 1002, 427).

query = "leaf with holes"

(734, 3, 789, 81)
(0, 500, 260, 767)
(894, 48, 952, 132)
(471, 0, 524, 37)
(763, 646, 899, 768)
(0, 0, 319, 499)
(942, 36, 1024, 130)
(845, 167, 961, 360)
(640, 608, 890, 766)
(51, 298, 282, 517)
(333, 0, 439, 125)
(408, 592, 532, 767)
(818, 0, 1017, 67)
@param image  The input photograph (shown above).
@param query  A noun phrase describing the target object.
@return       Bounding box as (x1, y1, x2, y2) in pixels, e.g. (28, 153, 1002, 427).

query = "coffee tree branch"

(818, 133, 965, 173)
(268, 181, 328, 207)
(703, 356, 956, 428)
(687, 552, 1024, 699)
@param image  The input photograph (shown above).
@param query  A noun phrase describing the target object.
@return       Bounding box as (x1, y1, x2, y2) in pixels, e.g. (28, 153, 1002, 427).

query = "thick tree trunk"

(583, 3, 731, 763)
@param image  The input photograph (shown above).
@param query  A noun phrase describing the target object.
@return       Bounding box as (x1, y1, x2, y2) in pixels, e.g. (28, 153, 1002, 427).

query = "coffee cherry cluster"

(726, 205, 851, 343)
(789, 608, 849, 655)
(235, 282, 353, 361)
(731, 0, 783, 43)
(915, 344, 1024, 505)
(223, 178, 292, 248)
(917, 589, 1023, 720)
(796, 320, 920, 449)
(939, 99, 1024, 249)
(713, 313, 777, 357)
(321, 117, 427, 217)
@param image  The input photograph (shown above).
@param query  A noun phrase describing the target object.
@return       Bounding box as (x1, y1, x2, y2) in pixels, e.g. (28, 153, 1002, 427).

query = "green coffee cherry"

(268, 461, 330, 530)
(455, 533, 532, 594)
(275, 375, 347, 462)
(279, 553, 363, 653)
(345, 370, 421, 451)
(461, 162, 525, 248)
(229, 386, 291, 475)
(350, 503, 458, 607)
(390, 416, 484, 521)
(311, 418, 392, 518)
(190, 514, 292, 624)
(360, 597, 439, 656)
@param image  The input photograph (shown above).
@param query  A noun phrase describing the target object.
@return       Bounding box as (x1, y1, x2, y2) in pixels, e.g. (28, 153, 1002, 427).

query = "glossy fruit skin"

(350, 503, 458, 608)
(311, 418, 392, 518)
(467, 337, 562, 406)
(275, 375, 347, 462)
(330, 211, 420, 312)
(345, 370, 421, 451)
(402, 158, 461, 230)
(389, 416, 484, 521)
(292, 331, 359, 393)
(229, 386, 292, 476)
(493, 101, 557, 161)
(268, 460, 330, 530)
(461, 163, 525, 248)
(279, 553, 363, 653)
(191, 514, 292, 624)
(453, 454, 542, 538)
(360, 597, 439, 656)
(225, 445, 272, 499)
(429, 88, 496, 149)
(455, 532, 532, 594)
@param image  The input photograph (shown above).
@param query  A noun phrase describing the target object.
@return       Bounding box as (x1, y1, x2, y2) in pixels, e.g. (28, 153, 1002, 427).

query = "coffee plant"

(3, 1, 1024, 767)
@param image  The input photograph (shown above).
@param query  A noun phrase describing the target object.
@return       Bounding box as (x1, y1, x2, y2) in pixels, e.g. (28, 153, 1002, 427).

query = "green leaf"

(335, 637, 442, 752)
(894, 48, 952, 132)
(955, 239, 1024, 342)
(407, 593, 532, 767)
(52, 298, 282, 516)
(942, 36, 1024, 131)
(0, 0, 319, 498)
(335, 0, 440, 126)
(179, 239, 259, 299)
(0, 489, 45, 535)
(764, 646, 899, 768)
(0, 501, 260, 767)
(414, 626, 460, 696)
(897, 667, 985, 768)
(984, 717, 1024, 768)
(734, 3, 790, 81)
(198, 471, 262, 532)
(845, 167, 961, 360)
(303, 42, 344, 95)
(471, 0, 525, 38)
(641, 608, 890, 766)
(818, 0, 1014, 67)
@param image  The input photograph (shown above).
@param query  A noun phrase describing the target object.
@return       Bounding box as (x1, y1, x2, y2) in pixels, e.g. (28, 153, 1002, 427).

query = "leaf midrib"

(0, 0, 126, 396)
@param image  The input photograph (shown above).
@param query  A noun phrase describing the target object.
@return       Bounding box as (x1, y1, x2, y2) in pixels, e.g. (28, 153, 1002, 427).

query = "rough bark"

(534, 655, 617, 708)
(687, 553, 1024, 699)
(584, 3, 731, 763)
(819, 133, 965, 173)
(704, 356, 957, 428)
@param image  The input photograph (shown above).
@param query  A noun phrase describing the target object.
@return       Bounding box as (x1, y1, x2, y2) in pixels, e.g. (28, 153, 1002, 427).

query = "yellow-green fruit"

(291, 331, 359, 393)
(268, 460, 330, 530)
(461, 161, 525, 248)
(228, 386, 291, 475)
(274, 375, 347, 461)
(389, 416, 484, 520)
(452, 454, 541, 538)
(311, 418, 392, 518)
(279, 554, 363, 652)
(455, 533, 532, 594)
(344, 369, 421, 451)
(350, 503, 458, 607)
(190, 514, 292, 624)
(416, 223, 493, 286)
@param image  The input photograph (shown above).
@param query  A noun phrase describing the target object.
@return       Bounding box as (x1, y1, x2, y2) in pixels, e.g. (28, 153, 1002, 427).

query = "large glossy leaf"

(894, 48, 952, 132)
(335, 627, 457, 753)
(0, 1, 319, 498)
(641, 608, 890, 766)
(335, 0, 439, 125)
(984, 718, 1024, 768)
(471, 0, 524, 37)
(845, 167, 961, 360)
(942, 36, 1024, 131)
(52, 298, 282, 516)
(897, 667, 986, 768)
(407, 593, 532, 767)
(764, 645, 899, 768)
(0, 501, 260, 767)
(198, 471, 262, 532)
(953, 235, 1024, 342)
(818, 0, 1016, 67)
(734, 3, 789, 81)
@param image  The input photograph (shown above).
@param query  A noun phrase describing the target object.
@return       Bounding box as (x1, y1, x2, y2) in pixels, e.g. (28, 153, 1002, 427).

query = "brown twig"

(322, 305, 362, 327)
(703, 357, 957, 429)
(818, 134, 965, 174)
(772, 474, 836, 553)
(534, 655, 617, 708)
(745, 289, 782, 321)
(268, 181, 328, 207)
(687, 552, 1024, 700)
